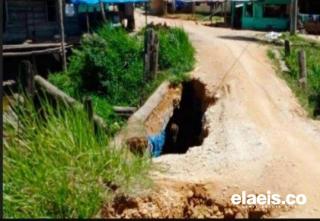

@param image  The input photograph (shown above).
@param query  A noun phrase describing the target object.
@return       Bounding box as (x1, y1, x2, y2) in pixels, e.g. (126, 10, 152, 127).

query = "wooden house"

(2, 0, 144, 82)
(3, 0, 83, 44)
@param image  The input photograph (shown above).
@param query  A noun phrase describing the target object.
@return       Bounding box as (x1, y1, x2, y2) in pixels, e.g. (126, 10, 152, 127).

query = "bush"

(66, 25, 144, 106)
(157, 27, 195, 74)
(3, 96, 152, 218)
(49, 24, 195, 124)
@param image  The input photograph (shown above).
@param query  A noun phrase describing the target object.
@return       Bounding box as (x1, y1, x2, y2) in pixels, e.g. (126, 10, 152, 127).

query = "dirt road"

(102, 12, 320, 218)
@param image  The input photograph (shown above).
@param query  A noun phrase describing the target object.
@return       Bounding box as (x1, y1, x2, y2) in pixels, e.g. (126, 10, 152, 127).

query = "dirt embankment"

(101, 180, 285, 219)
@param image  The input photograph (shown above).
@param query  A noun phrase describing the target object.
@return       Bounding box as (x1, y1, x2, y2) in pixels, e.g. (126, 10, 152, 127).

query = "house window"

(47, 0, 57, 22)
(245, 3, 253, 17)
(263, 4, 288, 18)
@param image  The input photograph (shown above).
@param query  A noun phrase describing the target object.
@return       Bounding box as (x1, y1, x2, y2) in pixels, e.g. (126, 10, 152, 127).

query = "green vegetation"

(268, 34, 320, 117)
(49, 24, 195, 129)
(3, 24, 195, 218)
(3, 95, 152, 218)
(279, 34, 320, 117)
(157, 26, 195, 74)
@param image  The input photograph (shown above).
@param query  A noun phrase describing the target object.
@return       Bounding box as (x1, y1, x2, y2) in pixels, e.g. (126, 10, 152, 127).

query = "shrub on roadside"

(157, 27, 195, 74)
(65, 25, 144, 106)
(49, 24, 195, 125)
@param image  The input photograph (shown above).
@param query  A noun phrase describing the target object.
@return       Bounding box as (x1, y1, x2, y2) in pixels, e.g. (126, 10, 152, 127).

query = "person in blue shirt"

(126, 123, 179, 158)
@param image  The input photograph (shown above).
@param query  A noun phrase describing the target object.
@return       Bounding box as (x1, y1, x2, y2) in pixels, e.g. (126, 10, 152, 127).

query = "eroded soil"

(102, 11, 320, 218)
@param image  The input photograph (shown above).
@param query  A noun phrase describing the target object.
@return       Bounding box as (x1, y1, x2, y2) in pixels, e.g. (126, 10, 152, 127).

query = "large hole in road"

(162, 80, 215, 154)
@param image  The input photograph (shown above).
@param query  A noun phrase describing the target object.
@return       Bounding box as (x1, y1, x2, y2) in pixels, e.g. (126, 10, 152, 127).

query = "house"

(172, 0, 230, 15)
(230, 0, 291, 31)
(2, 0, 145, 44)
(298, 0, 320, 34)
(2, 0, 84, 44)
(2, 0, 146, 82)
(299, 0, 320, 15)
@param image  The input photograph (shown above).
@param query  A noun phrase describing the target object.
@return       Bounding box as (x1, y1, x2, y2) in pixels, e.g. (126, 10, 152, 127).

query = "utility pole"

(172, 0, 176, 12)
(224, 0, 227, 24)
(99, 0, 107, 22)
(163, 0, 168, 16)
(290, 0, 298, 35)
(58, 0, 67, 71)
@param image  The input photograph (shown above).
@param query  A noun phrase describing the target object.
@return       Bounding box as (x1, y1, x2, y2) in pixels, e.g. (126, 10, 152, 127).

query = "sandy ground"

(103, 12, 320, 218)
(299, 33, 320, 43)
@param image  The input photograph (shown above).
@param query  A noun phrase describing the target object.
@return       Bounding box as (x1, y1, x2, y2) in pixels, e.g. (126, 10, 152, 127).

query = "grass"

(156, 26, 195, 74)
(3, 24, 195, 218)
(3, 94, 152, 218)
(268, 34, 320, 118)
(49, 24, 195, 129)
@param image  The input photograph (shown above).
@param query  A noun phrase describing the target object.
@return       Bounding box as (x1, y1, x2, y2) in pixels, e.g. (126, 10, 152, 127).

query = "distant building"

(299, 0, 320, 15)
(230, 0, 291, 31)
(298, 0, 320, 34)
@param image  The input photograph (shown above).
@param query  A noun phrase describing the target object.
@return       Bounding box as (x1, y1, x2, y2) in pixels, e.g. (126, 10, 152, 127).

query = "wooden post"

(144, 28, 159, 81)
(163, 0, 168, 16)
(191, 1, 195, 17)
(209, 3, 214, 25)
(298, 50, 307, 88)
(19, 60, 35, 95)
(31, 55, 38, 75)
(145, 2, 148, 26)
(144, 53, 150, 81)
(290, 0, 298, 35)
(99, 1, 107, 22)
(144, 28, 151, 81)
(84, 96, 94, 123)
(284, 40, 291, 57)
(126, 4, 135, 31)
(86, 6, 90, 33)
(172, 0, 176, 12)
(151, 34, 159, 78)
(58, 0, 67, 71)
(224, 0, 227, 24)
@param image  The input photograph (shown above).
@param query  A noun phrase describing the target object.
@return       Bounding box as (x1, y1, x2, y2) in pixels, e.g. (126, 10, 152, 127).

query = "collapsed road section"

(114, 78, 215, 156)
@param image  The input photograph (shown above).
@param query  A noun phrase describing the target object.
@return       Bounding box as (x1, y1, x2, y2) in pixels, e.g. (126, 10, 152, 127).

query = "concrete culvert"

(162, 79, 214, 154)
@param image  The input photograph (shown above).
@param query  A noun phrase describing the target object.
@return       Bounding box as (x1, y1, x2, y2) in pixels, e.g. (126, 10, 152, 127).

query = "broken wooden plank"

(34, 75, 108, 130)
(3, 43, 69, 51)
(113, 106, 137, 113)
(3, 46, 72, 57)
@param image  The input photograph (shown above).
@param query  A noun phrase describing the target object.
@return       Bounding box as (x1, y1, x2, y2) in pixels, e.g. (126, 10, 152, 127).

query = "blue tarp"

(71, 0, 148, 4)
(148, 130, 166, 158)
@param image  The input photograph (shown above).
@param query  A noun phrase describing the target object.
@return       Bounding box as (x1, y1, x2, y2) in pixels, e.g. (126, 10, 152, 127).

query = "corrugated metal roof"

(171, 0, 257, 2)
(71, 0, 148, 4)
